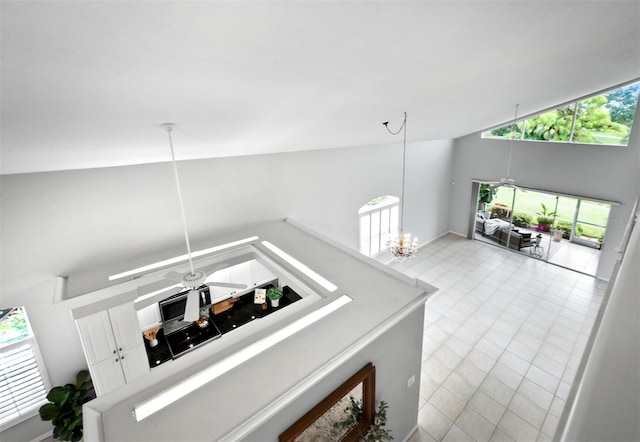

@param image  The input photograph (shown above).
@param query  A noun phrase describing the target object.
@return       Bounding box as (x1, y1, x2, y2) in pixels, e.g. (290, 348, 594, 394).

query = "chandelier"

(383, 112, 418, 262)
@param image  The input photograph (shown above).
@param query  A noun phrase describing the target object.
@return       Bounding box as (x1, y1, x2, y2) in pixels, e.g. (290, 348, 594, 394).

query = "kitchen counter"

(144, 285, 302, 365)
(83, 220, 437, 442)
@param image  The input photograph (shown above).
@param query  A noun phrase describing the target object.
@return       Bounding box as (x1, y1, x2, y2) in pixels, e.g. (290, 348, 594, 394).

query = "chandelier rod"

(384, 112, 408, 232)
(162, 123, 195, 276)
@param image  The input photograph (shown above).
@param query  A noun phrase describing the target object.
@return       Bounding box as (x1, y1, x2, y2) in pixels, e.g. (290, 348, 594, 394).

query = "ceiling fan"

(485, 104, 525, 191)
(160, 124, 249, 321)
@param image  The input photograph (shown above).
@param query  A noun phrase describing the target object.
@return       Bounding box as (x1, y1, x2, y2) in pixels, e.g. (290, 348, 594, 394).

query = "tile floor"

(391, 233, 607, 442)
(474, 231, 601, 276)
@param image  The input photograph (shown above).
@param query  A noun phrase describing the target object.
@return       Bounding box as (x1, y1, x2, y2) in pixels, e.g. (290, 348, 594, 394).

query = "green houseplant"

(478, 184, 497, 212)
(536, 203, 557, 232)
(333, 397, 393, 441)
(39, 370, 93, 442)
(266, 287, 283, 308)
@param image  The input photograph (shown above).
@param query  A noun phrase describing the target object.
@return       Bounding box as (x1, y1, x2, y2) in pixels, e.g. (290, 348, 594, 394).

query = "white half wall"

(0, 139, 453, 440)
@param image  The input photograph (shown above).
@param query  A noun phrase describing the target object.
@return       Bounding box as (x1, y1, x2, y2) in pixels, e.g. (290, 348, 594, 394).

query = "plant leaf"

(39, 403, 59, 421)
(47, 386, 70, 406)
(76, 370, 91, 389)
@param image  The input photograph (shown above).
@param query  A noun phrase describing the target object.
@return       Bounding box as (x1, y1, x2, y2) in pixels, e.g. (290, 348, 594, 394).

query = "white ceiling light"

(384, 112, 418, 263)
(260, 241, 338, 292)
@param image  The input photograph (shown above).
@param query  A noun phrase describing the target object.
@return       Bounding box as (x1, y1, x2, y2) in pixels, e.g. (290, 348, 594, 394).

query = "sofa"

(475, 213, 533, 251)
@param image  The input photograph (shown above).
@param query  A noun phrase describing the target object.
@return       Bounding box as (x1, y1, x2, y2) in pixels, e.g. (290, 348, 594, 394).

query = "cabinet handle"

(119, 347, 123, 351)
(121, 356, 125, 360)
(115, 358, 119, 362)
(113, 350, 116, 354)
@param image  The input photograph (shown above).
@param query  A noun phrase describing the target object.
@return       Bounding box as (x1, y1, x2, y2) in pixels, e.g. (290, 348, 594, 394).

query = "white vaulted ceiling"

(1, 1, 639, 175)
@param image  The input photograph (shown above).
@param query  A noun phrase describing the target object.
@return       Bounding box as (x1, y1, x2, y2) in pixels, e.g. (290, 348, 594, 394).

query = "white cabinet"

(76, 310, 118, 365)
(76, 302, 150, 396)
(120, 345, 150, 381)
(249, 259, 276, 285)
(90, 355, 126, 395)
(137, 303, 161, 331)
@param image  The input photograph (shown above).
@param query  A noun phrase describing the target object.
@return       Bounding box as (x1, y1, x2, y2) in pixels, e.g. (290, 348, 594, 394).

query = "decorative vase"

(150, 338, 158, 347)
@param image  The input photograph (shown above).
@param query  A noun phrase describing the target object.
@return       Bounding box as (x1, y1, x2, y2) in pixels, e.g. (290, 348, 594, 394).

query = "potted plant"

(39, 370, 94, 442)
(536, 203, 557, 232)
(491, 202, 511, 220)
(478, 184, 497, 215)
(266, 287, 283, 308)
(333, 398, 393, 441)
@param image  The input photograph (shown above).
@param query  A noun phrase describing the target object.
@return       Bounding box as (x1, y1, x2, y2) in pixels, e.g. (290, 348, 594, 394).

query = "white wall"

(448, 114, 640, 279)
(247, 306, 425, 441)
(560, 204, 639, 441)
(0, 139, 453, 440)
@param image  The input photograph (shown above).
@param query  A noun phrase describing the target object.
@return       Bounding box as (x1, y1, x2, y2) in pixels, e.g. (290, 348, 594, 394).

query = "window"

(359, 196, 399, 257)
(482, 81, 640, 146)
(0, 307, 50, 430)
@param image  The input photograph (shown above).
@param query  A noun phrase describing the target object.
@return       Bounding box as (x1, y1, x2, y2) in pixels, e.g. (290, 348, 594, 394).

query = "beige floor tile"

(442, 372, 478, 403)
(408, 426, 438, 442)
(406, 234, 606, 442)
(456, 406, 496, 441)
(517, 378, 554, 410)
(498, 410, 540, 441)
(442, 424, 475, 442)
(480, 375, 516, 407)
(429, 387, 466, 422)
(419, 402, 454, 441)
(468, 389, 507, 425)
(508, 393, 547, 429)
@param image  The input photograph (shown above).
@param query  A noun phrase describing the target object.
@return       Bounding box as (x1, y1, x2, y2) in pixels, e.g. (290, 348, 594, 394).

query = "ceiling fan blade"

(164, 271, 184, 282)
(197, 262, 230, 276)
(183, 289, 201, 322)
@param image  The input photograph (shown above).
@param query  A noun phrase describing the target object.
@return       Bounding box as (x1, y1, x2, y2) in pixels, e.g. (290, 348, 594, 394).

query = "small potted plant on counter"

(267, 287, 283, 308)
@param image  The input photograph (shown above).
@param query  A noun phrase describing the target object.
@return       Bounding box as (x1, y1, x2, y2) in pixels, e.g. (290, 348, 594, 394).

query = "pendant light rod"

(383, 112, 408, 232)
(506, 104, 520, 179)
(162, 123, 195, 276)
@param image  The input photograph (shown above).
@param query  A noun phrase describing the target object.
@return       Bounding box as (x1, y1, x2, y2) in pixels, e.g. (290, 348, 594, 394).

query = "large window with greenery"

(0, 307, 50, 430)
(482, 81, 640, 146)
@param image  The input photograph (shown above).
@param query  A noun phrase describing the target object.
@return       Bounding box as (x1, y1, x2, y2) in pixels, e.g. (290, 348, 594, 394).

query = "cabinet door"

(90, 356, 125, 396)
(108, 303, 143, 352)
(76, 311, 118, 365)
(137, 303, 161, 331)
(249, 259, 276, 285)
(229, 261, 253, 285)
(120, 344, 150, 383)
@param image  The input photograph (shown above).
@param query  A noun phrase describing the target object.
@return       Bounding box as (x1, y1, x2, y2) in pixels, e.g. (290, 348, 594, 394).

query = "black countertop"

(143, 285, 302, 367)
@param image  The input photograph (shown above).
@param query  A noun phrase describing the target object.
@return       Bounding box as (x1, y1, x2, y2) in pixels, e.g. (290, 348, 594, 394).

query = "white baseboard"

(402, 424, 420, 442)
(30, 430, 52, 442)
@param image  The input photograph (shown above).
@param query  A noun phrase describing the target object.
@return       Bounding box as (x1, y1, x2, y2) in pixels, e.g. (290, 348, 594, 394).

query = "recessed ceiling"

(1, 1, 639, 175)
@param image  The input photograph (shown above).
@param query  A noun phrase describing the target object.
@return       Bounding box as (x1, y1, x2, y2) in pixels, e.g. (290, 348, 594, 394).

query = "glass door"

(473, 183, 608, 276)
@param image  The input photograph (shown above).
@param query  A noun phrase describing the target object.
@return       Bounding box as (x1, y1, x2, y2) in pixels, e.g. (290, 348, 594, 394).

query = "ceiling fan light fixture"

(485, 104, 523, 190)
(181, 270, 207, 289)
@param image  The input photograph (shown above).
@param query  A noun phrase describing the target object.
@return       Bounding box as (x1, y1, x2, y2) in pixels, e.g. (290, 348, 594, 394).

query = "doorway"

(471, 182, 611, 276)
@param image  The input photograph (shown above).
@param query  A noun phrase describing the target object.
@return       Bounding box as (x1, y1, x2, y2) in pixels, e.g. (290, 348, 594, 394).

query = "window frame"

(358, 196, 400, 257)
(481, 79, 640, 146)
(0, 308, 52, 431)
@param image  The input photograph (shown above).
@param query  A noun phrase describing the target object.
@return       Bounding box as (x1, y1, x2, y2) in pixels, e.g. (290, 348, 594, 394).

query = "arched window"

(359, 196, 399, 256)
